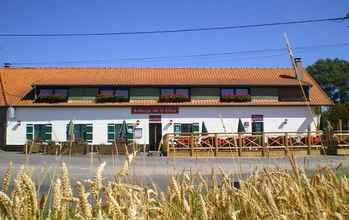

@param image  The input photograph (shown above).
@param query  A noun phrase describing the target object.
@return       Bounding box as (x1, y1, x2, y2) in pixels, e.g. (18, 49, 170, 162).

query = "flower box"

(35, 95, 67, 103)
(95, 95, 129, 103)
(220, 95, 251, 102)
(159, 94, 190, 103)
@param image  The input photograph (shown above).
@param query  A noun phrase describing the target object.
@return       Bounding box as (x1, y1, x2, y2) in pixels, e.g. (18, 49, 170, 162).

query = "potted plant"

(35, 95, 67, 103)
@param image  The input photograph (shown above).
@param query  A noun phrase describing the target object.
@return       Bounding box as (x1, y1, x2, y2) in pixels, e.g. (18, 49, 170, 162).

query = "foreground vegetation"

(0, 154, 349, 219)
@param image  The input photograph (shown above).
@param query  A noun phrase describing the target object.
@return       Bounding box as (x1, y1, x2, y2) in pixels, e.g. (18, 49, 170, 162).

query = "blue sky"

(0, 0, 348, 67)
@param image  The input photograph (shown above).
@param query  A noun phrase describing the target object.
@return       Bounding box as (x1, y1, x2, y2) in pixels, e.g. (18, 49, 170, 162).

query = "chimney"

(294, 58, 304, 81)
(3, 63, 11, 68)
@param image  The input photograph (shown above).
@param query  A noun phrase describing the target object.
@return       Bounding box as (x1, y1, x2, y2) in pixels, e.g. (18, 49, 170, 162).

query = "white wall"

(6, 106, 318, 145)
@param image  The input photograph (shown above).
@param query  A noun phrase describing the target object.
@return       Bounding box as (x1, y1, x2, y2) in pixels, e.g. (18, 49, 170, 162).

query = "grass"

(0, 153, 349, 219)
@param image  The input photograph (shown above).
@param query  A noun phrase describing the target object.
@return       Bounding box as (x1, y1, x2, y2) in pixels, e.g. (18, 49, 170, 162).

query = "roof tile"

(0, 67, 332, 106)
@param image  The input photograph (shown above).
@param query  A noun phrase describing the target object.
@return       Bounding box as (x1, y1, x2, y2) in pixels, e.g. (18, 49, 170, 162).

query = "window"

(174, 123, 199, 134)
(99, 89, 114, 96)
(38, 89, 53, 98)
(160, 88, 190, 98)
(54, 89, 68, 98)
(180, 124, 192, 133)
(221, 88, 235, 97)
(279, 87, 308, 101)
(235, 88, 249, 95)
(221, 88, 250, 97)
(107, 123, 134, 143)
(66, 124, 93, 143)
(97, 88, 129, 103)
(99, 88, 129, 98)
(26, 124, 52, 142)
(160, 88, 174, 96)
(115, 88, 129, 98)
(38, 88, 68, 98)
(176, 89, 190, 97)
(220, 88, 251, 102)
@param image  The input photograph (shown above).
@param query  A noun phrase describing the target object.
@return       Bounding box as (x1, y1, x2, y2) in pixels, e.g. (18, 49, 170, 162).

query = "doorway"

(252, 122, 264, 134)
(149, 123, 162, 151)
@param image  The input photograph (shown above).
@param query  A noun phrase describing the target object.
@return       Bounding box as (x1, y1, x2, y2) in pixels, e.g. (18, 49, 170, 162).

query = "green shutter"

(26, 124, 34, 141)
(191, 88, 220, 100)
(174, 123, 181, 134)
(192, 123, 200, 133)
(127, 124, 134, 140)
(115, 124, 122, 139)
(107, 124, 115, 143)
(44, 124, 52, 142)
(66, 124, 68, 141)
(69, 88, 98, 101)
(129, 87, 159, 100)
(251, 87, 278, 101)
(84, 124, 93, 143)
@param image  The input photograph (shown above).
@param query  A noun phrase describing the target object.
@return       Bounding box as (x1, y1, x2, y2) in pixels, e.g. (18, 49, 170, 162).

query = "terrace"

(162, 130, 349, 157)
(22, 130, 349, 157)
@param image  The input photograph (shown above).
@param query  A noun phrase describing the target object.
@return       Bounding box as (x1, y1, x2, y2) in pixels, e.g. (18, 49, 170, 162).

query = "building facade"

(0, 63, 332, 151)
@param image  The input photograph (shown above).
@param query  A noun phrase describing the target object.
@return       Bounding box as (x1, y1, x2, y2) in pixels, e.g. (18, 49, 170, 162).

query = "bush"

(220, 95, 251, 102)
(95, 95, 129, 103)
(35, 95, 67, 103)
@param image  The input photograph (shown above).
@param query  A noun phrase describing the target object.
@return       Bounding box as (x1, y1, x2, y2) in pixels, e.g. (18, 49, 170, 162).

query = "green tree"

(323, 103, 349, 130)
(306, 58, 349, 103)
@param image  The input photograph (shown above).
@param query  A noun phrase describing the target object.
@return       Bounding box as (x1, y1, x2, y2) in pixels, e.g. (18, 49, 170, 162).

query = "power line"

(11, 49, 286, 65)
(1, 16, 348, 38)
(9, 42, 349, 66)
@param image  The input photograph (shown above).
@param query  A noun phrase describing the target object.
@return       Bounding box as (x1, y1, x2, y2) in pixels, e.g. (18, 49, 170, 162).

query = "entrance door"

(149, 123, 162, 151)
(252, 122, 264, 134)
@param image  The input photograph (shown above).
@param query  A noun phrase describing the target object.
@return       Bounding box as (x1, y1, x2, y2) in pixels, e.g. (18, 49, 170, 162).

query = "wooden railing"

(332, 131, 349, 146)
(162, 131, 328, 157)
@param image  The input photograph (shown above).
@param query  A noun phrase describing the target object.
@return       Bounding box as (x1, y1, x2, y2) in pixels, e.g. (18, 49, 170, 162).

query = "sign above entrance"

(252, 115, 264, 122)
(131, 106, 179, 114)
(149, 115, 161, 122)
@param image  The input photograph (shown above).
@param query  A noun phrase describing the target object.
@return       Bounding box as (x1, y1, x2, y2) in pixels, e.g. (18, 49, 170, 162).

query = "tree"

(323, 103, 349, 130)
(306, 58, 349, 103)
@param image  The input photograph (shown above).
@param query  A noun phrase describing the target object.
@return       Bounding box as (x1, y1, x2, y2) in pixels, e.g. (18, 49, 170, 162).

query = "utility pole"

(284, 33, 320, 130)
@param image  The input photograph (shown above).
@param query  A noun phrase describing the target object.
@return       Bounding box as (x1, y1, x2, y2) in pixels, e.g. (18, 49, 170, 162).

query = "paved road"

(1, 151, 349, 190)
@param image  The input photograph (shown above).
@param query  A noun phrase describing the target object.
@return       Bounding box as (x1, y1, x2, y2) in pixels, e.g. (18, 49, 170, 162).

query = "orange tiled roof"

(0, 67, 332, 106)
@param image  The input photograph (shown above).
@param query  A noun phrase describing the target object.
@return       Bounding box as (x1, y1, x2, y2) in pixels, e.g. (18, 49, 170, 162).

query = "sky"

(0, 0, 348, 68)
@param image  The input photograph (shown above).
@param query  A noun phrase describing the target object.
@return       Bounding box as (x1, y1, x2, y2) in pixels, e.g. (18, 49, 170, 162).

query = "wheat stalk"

(61, 162, 73, 199)
(52, 178, 62, 218)
(0, 191, 13, 219)
(22, 173, 38, 218)
(76, 181, 92, 219)
(0, 155, 349, 220)
(1, 162, 12, 193)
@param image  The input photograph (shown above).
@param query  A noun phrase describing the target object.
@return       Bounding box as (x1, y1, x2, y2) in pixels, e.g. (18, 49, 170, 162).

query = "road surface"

(0, 151, 348, 190)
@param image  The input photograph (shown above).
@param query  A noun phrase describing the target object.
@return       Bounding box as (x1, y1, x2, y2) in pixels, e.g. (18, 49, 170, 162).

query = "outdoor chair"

(174, 136, 192, 148)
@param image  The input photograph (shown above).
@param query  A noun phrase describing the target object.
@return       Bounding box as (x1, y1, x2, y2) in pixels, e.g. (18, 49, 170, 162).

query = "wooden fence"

(162, 131, 349, 157)
(24, 140, 143, 156)
(22, 131, 349, 157)
(327, 131, 349, 155)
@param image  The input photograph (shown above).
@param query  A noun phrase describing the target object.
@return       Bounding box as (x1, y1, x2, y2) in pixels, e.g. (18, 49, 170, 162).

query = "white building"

(0, 61, 332, 151)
